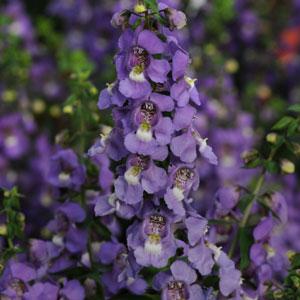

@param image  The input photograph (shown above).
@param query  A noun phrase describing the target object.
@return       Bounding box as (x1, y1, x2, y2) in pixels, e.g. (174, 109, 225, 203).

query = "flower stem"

(229, 146, 277, 258)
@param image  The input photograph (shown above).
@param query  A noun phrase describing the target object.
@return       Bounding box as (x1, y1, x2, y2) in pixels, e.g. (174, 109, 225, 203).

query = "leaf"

(287, 120, 299, 136)
(288, 103, 300, 113)
(272, 116, 295, 130)
(291, 253, 300, 269)
(239, 227, 253, 270)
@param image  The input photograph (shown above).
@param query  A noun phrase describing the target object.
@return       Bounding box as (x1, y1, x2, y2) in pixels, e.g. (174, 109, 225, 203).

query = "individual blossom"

(47, 148, 86, 191)
(114, 154, 168, 205)
(99, 241, 147, 297)
(47, 202, 87, 255)
(0, 260, 36, 299)
(171, 124, 217, 164)
(94, 192, 139, 220)
(0, 113, 31, 160)
(164, 165, 199, 216)
(124, 97, 174, 159)
(127, 209, 177, 268)
(116, 29, 170, 99)
(153, 260, 204, 299)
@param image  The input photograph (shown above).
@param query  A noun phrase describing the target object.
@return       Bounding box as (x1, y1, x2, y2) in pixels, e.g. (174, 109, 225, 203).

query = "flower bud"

(165, 8, 187, 30)
(32, 99, 46, 114)
(0, 224, 7, 236)
(280, 159, 295, 174)
(225, 59, 239, 74)
(111, 10, 130, 29)
(241, 149, 259, 164)
(134, 3, 147, 14)
(2, 90, 17, 102)
(266, 132, 277, 144)
(63, 105, 74, 114)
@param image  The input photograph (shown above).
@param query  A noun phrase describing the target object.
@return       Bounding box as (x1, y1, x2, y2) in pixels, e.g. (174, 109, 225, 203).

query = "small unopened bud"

(241, 149, 259, 164)
(280, 159, 295, 174)
(134, 3, 147, 14)
(90, 86, 98, 95)
(266, 132, 277, 144)
(2, 90, 17, 103)
(32, 99, 46, 114)
(111, 10, 130, 29)
(50, 105, 61, 118)
(0, 224, 7, 236)
(165, 8, 187, 30)
(287, 250, 296, 260)
(257, 84, 271, 101)
(63, 105, 73, 114)
(225, 59, 239, 73)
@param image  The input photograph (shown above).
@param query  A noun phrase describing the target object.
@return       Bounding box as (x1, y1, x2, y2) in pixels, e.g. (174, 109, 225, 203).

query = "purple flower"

(99, 241, 147, 296)
(170, 76, 201, 106)
(98, 81, 126, 109)
(164, 165, 199, 216)
(124, 99, 174, 158)
(0, 261, 36, 298)
(0, 114, 30, 159)
(165, 8, 187, 30)
(60, 280, 85, 300)
(188, 240, 215, 276)
(94, 192, 138, 219)
(153, 261, 204, 300)
(24, 282, 59, 300)
(47, 148, 86, 190)
(117, 29, 170, 99)
(127, 210, 177, 268)
(171, 127, 217, 164)
(47, 202, 87, 254)
(215, 186, 240, 217)
(250, 243, 267, 267)
(253, 217, 274, 242)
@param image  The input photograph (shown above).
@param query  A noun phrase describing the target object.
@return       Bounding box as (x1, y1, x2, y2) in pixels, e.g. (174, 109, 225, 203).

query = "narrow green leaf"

(239, 227, 253, 270)
(288, 103, 300, 113)
(272, 116, 295, 130)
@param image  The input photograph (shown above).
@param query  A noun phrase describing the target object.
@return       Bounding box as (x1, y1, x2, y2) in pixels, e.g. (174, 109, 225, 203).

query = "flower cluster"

(93, 1, 242, 298)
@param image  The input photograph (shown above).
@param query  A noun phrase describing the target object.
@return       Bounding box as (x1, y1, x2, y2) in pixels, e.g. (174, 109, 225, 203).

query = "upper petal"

(138, 30, 165, 54)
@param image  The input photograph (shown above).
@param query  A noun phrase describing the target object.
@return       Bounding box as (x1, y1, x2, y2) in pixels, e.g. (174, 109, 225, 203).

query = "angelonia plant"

(0, 1, 300, 300)
(92, 0, 243, 298)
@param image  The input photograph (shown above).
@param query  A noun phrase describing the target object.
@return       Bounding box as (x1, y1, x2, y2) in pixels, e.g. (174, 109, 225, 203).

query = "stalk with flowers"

(0, 1, 300, 299)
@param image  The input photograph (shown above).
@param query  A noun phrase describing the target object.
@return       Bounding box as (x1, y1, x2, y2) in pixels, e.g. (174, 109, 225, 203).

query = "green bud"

(281, 159, 295, 174)
(266, 132, 278, 144)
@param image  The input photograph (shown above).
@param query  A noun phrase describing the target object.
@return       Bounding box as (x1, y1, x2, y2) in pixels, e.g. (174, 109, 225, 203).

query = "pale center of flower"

(144, 214, 167, 254)
(144, 234, 162, 255)
(52, 234, 64, 247)
(106, 82, 116, 95)
(184, 76, 197, 89)
(136, 122, 153, 142)
(108, 193, 118, 207)
(167, 281, 187, 300)
(5, 135, 18, 148)
(124, 166, 142, 185)
(129, 65, 146, 82)
(58, 172, 71, 183)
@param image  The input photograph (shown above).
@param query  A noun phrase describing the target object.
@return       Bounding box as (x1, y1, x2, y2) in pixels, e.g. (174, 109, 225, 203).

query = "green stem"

(229, 146, 277, 258)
